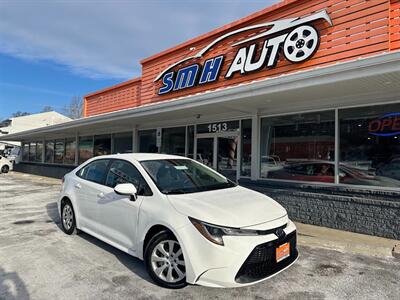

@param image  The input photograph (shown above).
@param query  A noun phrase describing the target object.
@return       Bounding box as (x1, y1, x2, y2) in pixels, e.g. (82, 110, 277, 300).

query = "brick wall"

(390, 0, 400, 50)
(240, 179, 400, 240)
(141, 0, 393, 104)
(84, 78, 141, 117)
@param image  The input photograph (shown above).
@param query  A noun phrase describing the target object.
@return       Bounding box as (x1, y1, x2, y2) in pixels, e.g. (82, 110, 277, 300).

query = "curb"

(295, 222, 399, 258)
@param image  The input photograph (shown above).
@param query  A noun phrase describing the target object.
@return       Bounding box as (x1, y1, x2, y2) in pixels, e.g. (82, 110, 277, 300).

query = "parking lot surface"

(1, 172, 399, 300)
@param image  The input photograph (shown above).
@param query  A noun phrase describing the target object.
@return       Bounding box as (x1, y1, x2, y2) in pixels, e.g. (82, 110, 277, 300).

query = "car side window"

(77, 159, 110, 184)
(105, 160, 152, 196)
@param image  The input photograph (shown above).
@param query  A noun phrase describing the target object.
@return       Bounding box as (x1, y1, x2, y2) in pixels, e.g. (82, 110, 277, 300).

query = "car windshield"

(140, 159, 236, 194)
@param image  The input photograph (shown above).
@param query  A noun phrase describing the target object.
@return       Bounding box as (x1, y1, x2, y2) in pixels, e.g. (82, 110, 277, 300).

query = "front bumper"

(176, 219, 298, 288)
(235, 230, 298, 284)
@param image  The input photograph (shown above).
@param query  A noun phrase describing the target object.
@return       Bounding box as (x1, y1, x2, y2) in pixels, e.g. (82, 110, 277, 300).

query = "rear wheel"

(1, 165, 9, 173)
(61, 201, 78, 235)
(145, 231, 187, 289)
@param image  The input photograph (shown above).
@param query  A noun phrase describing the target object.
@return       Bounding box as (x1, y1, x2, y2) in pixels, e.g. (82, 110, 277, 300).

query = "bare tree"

(62, 96, 83, 119)
(42, 106, 54, 112)
(11, 111, 31, 118)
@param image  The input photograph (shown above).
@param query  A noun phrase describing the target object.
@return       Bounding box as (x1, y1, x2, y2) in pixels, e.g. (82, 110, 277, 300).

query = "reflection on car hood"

(167, 186, 287, 228)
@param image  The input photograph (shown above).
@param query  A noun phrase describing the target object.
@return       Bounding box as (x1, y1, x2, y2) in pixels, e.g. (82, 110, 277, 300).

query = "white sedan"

(0, 156, 13, 173)
(58, 153, 298, 288)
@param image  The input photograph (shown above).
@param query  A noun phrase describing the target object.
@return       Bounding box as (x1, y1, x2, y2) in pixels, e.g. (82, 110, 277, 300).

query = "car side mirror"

(114, 183, 138, 201)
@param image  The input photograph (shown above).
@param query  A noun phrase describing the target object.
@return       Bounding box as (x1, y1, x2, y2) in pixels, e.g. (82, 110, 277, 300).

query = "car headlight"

(189, 217, 259, 246)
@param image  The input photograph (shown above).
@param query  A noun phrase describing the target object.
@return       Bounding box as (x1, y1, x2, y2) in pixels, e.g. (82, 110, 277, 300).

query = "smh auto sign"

(155, 10, 333, 95)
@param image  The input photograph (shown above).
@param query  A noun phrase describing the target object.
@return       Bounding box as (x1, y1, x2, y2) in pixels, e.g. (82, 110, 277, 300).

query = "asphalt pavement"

(0, 172, 399, 300)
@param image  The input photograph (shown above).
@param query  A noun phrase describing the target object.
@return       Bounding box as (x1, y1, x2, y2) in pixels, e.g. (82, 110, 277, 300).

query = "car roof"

(91, 153, 189, 162)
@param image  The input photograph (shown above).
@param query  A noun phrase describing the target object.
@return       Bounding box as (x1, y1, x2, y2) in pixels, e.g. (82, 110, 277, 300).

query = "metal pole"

(334, 109, 340, 184)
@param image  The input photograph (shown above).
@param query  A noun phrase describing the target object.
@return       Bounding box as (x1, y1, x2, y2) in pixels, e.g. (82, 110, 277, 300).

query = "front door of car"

(97, 159, 153, 251)
(74, 159, 110, 233)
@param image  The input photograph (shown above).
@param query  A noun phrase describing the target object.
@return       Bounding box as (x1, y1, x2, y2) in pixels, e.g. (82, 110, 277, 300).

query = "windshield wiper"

(162, 188, 188, 195)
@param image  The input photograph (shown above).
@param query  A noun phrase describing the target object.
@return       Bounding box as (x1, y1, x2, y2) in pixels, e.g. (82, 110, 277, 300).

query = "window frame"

(112, 131, 133, 154)
(76, 158, 153, 196)
(28, 141, 37, 162)
(45, 140, 55, 164)
(64, 138, 76, 165)
(22, 142, 29, 162)
(78, 135, 94, 164)
(138, 129, 158, 153)
(93, 134, 112, 157)
(76, 158, 111, 185)
(54, 139, 65, 164)
(160, 126, 186, 156)
(104, 159, 153, 196)
(257, 101, 400, 192)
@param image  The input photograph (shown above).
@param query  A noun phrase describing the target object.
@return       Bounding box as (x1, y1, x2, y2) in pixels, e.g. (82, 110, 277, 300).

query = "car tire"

(1, 165, 9, 173)
(60, 200, 78, 235)
(144, 231, 187, 289)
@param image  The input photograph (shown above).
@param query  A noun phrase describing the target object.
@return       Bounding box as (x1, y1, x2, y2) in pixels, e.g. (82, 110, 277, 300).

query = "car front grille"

(235, 231, 298, 284)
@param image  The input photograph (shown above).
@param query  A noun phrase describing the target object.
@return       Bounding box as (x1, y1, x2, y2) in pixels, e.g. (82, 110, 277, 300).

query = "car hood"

(166, 186, 287, 228)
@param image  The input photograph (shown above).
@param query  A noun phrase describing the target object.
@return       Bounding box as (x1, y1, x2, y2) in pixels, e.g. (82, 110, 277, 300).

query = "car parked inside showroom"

(376, 157, 400, 181)
(58, 153, 298, 288)
(267, 160, 400, 187)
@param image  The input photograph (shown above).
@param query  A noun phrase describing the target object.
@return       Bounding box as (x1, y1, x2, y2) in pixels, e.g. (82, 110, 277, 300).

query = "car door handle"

(74, 183, 82, 189)
(97, 192, 105, 198)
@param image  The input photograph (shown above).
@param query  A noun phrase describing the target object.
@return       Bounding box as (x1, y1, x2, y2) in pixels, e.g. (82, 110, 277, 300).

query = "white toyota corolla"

(58, 153, 298, 288)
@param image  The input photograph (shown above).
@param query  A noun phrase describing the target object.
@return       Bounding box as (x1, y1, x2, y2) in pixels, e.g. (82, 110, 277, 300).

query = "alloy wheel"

(62, 204, 74, 231)
(150, 240, 185, 283)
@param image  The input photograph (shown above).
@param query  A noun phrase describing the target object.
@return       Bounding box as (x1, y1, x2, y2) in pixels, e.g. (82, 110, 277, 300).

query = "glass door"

(217, 136, 238, 181)
(195, 137, 214, 168)
(195, 134, 239, 181)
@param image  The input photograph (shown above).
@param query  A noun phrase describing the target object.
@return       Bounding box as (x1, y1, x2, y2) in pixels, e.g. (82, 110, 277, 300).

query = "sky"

(0, 0, 279, 120)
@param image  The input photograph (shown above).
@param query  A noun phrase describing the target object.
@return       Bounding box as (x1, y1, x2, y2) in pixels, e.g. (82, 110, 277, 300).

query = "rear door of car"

(74, 159, 110, 233)
(96, 159, 153, 251)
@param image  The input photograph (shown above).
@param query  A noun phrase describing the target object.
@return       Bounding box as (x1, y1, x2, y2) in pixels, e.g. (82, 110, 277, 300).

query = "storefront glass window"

(22, 143, 29, 161)
(64, 138, 76, 165)
(339, 104, 400, 187)
(139, 129, 158, 153)
(54, 140, 64, 164)
(94, 134, 111, 157)
(161, 127, 186, 156)
(241, 119, 252, 177)
(187, 125, 194, 158)
(36, 141, 43, 162)
(260, 111, 335, 182)
(113, 132, 132, 154)
(79, 136, 93, 164)
(45, 141, 54, 163)
(29, 142, 36, 162)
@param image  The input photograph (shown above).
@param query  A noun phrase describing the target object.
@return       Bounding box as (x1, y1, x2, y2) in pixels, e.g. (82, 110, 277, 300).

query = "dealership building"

(2, 0, 400, 239)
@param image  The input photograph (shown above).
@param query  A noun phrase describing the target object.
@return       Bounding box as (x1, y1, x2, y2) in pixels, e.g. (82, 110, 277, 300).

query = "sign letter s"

(158, 72, 174, 95)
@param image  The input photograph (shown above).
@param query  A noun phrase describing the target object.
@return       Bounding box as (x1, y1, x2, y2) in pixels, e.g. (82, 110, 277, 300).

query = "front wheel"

(61, 201, 78, 235)
(145, 231, 187, 289)
(1, 165, 9, 173)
